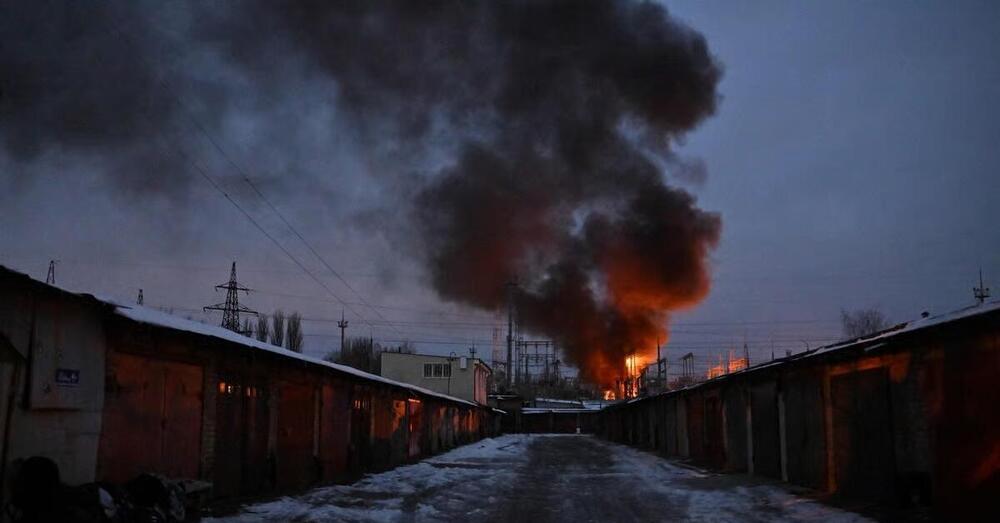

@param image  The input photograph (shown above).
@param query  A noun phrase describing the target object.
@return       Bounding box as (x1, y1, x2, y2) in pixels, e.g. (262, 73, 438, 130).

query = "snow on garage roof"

(608, 298, 1000, 408)
(807, 299, 1000, 357)
(113, 304, 479, 407)
(0, 263, 481, 407)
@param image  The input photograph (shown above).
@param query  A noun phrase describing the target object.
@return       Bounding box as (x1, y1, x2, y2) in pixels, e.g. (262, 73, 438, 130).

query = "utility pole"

(656, 340, 661, 375)
(45, 260, 56, 285)
(656, 339, 664, 388)
(974, 268, 990, 304)
(447, 351, 457, 395)
(515, 339, 522, 386)
(526, 340, 531, 384)
(204, 262, 257, 334)
(505, 280, 517, 389)
(337, 309, 349, 353)
(136, 289, 143, 305)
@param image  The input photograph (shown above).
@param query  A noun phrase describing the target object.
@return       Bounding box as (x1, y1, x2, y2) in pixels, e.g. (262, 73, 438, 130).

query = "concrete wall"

(0, 278, 106, 490)
(380, 352, 490, 404)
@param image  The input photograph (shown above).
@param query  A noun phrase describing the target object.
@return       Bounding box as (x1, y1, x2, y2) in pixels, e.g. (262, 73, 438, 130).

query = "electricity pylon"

(204, 262, 257, 334)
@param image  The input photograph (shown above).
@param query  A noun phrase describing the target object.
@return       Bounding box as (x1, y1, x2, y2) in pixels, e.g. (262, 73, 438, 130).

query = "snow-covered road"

(207, 434, 871, 522)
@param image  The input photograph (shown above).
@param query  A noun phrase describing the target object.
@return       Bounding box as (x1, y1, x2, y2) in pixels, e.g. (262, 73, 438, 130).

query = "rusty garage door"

(276, 383, 317, 491)
(832, 367, 895, 503)
(213, 376, 270, 497)
(98, 352, 203, 482)
(350, 388, 372, 474)
(704, 393, 726, 469)
(407, 398, 423, 459)
(319, 383, 350, 482)
(750, 380, 782, 479)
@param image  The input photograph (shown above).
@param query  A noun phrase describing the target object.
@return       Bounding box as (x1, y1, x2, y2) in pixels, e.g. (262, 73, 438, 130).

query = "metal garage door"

(98, 352, 202, 482)
(276, 384, 316, 490)
(831, 367, 895, 502)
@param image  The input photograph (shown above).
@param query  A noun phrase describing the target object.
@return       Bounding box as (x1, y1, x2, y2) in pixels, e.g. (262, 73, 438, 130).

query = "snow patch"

(206, 435, 533, 523)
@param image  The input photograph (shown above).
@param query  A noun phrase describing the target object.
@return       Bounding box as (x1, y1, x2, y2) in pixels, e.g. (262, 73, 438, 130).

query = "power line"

(6, 255, 497, 320)
(101, 16, 393, 338)
(107, 7, 406, 340)
(148, 124, 364, 328)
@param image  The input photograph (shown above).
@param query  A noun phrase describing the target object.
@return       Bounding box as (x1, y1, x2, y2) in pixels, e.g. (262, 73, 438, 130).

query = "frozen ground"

(207, 434, 871, 523)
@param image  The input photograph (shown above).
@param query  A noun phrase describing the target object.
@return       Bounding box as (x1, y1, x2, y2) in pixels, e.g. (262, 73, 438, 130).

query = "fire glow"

(614, 353, 651, 399)
(407, 1, 722, 390)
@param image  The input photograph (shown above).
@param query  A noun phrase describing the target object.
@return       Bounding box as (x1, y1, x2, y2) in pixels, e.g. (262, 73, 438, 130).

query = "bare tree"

(241, 317, 254, 337)
(328, 338, 417, 373)
(840, 308, 889, 339)
(270, 310, 285, 347)
(286, 312, 304, 353)
(335, 337, 378, 373)
(255, 314, 269, 342)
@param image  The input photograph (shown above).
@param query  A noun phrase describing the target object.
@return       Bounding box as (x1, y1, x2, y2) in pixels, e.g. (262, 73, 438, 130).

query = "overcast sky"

(664, 0, 1000, 368)
(1, 1, 997, 375)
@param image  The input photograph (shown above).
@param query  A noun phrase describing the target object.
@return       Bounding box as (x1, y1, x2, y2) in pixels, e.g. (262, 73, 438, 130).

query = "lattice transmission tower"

(974, 268, 991, 304)
(204, 262, 257, 334)
(45, 260, 57, 285)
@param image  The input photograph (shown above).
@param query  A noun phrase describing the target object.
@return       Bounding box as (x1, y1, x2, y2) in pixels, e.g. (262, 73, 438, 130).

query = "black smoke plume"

(1, 1, 722, 385)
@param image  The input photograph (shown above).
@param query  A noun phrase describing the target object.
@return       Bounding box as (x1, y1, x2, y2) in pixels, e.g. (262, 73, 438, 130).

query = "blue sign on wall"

(55, 368, 80, 386)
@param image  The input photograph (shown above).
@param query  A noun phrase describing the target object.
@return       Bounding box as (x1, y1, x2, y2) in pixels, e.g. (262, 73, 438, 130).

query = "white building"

(380, 352, 491, 405)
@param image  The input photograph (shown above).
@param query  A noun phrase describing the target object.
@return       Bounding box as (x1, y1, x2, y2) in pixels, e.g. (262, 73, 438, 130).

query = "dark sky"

(1, 1, 998, 376)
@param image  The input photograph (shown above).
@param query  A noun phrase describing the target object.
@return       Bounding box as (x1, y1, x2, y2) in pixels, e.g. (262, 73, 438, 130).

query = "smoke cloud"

(0, 1, 722, 386)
